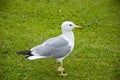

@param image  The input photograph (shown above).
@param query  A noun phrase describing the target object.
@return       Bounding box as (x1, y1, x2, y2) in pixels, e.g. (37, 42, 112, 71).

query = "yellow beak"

(75, 25, 83, 29)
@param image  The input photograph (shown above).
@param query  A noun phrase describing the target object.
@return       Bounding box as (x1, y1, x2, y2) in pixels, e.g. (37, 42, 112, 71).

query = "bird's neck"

(62, 31, 74, 42)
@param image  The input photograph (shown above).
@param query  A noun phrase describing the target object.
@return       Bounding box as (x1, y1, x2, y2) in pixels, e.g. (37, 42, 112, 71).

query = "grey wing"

(31, 36, 71, 58)
(30, 37, 58, 52)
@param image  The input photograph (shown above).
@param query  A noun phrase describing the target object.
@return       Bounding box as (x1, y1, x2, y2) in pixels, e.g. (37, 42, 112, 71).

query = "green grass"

(0, 0, 120, 80)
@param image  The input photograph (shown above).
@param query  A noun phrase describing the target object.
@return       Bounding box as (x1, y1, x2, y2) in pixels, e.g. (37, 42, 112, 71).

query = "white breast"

(57, 31, 75, 62)
(61, 31, 74, 52)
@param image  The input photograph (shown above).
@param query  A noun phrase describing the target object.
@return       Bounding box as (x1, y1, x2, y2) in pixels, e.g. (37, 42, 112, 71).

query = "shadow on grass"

(113, 56, 120, 80)
(113, 0, 120, 8)
(0, 0, 10, 11)
(0, 61, 6, 80)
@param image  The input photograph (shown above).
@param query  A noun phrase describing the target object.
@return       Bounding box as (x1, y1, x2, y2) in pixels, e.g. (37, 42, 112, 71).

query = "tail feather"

(16, 50, 33, 56)
(27, 56, 47, 60)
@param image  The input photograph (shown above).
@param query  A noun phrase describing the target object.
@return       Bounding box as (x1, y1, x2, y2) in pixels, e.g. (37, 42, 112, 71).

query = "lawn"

(0, 0, 120, 80)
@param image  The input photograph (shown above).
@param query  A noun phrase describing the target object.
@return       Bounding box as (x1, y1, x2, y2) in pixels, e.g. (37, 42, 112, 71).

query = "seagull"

(16, 21, 83, 76)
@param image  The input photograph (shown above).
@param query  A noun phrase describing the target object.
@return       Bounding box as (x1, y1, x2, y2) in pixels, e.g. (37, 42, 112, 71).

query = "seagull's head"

(61, 21, 82, 32)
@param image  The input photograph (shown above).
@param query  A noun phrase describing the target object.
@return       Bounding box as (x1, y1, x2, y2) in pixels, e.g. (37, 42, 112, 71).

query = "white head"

(61, 21, 82, 32)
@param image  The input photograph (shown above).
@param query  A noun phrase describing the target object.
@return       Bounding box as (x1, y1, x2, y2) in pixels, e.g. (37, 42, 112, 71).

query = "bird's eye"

(69, 24, 72, 26)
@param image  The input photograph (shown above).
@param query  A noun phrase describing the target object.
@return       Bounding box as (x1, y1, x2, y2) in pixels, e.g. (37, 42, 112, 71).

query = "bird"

(16, 21, 83, 76)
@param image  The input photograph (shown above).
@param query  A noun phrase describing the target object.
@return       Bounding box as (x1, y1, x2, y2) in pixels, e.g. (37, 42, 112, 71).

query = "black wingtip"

(16, 50, 32, 55)
(16, 51, 21, 54)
